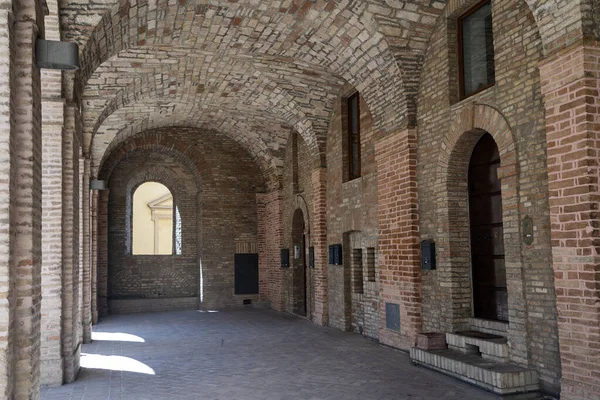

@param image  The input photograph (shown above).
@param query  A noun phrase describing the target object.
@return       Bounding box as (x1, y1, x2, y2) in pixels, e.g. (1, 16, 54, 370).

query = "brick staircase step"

(447, 331, 509, 360)
(410, 347, 539, 397)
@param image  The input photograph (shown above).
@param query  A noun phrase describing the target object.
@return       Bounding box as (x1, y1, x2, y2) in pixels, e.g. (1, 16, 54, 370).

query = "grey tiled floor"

(41, 309, 496, 400)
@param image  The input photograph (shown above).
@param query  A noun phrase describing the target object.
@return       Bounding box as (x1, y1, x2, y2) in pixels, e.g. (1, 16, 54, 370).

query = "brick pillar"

(539, 40, 600, 400)
(81, 158, 92, 343)
(91, 190, 99, 324)
(0, 11, 15, 396)
(257, 190, 284, 310)
(97, 189, 109, 317)
(0, 0, 45, 397)
(311, 168, 328, 326)
(40, 99, 65, 385)
(61, 105, 81, 383)
(39, 0, 65, 385)
(375, 129, 421, 350)
(77, 156, 83, 344)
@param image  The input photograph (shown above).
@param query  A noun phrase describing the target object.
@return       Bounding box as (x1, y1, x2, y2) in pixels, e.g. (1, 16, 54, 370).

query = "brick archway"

(105, 153, 201, 314)
(434, 103, 530, 362)
(291, 208, 309, 317)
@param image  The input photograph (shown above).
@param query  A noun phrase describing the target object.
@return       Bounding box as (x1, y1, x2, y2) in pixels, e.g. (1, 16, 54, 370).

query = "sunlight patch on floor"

(81, 354, 155, 375)
(92, 332, 145, 342)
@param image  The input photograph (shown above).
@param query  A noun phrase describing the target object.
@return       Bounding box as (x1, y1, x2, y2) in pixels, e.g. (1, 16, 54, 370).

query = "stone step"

(410, 347, 539, 397)
(447, 331, 509, 361)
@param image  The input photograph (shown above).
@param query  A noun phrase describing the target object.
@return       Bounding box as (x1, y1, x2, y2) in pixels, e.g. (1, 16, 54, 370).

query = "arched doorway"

(468, 133, 508, 321)
(292, 208, 308, 316)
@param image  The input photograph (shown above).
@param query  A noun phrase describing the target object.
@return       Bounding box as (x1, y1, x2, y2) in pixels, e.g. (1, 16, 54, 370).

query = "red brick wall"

(539, 40, 600, 400)
(375, 129, 421, 350)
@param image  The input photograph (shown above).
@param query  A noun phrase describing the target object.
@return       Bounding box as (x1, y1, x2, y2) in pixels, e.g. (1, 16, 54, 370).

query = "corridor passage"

(41, 309, 495, 400)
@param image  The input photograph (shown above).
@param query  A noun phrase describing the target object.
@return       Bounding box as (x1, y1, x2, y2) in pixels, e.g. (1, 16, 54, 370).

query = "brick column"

(540, 40, 600, 400)
(257, 190, 284, 310)
(97, 189, 109, 317)
(311, 168, 328, 326)
(81, 158, 92, 343)
(61, 105, 81, 383)
(375, 129, 422, 350)
(40, 99, 65, 385)
(91, 190, 99, 324)
(0, 0, 45, 397)
(39, 0, 65, 386)
(77, 156, 83, 344)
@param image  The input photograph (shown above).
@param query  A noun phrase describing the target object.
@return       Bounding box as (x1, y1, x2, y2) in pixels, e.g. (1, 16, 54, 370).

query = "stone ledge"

(410, 347, 539, 397)
(469, 318, 509, 335)
(108, 297, 199, 314)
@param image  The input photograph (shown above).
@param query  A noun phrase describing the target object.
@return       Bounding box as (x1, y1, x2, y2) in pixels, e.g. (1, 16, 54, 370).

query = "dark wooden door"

(302, 234, 307, 315)
(469, 133, 508, 322)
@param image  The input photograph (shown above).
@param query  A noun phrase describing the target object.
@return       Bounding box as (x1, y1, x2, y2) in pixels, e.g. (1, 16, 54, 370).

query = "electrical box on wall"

(280, 249, 290, 268)
(420, 240, 436, 271)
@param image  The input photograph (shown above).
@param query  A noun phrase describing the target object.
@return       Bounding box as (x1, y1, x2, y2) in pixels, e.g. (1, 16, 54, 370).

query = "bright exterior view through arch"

(132, 182, 174, 255)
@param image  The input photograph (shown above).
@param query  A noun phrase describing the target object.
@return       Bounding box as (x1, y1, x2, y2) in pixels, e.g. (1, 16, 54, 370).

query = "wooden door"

(302, 234, 307, 316)
(469, 133, 508, 321)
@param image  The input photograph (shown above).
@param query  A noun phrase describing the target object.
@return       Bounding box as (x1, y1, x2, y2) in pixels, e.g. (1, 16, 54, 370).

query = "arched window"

(132, 182, 176, 255)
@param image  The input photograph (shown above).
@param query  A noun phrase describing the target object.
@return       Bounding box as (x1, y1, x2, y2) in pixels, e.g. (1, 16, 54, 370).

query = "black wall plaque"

(334, 244, 343, 265)
(385, 303, 400, 331)
(309, 246, 315, 269)
(328, 244, 343, 265)
(234, 253, 259, 295)
(420, 240, 436, 270)
(281, 248, 290, 268)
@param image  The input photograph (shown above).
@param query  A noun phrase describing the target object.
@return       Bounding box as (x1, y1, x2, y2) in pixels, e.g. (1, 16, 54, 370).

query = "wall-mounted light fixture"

(35, 39, 79, 70)
(90, 180, 106, 191)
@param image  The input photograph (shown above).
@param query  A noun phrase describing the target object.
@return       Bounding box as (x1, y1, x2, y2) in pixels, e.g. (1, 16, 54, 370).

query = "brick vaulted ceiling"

(58, 0, 592, 186)
(61, 0, 447, 186)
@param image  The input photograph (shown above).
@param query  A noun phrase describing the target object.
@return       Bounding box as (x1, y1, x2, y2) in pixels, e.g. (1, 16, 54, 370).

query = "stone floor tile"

(42, 309, 497, 400)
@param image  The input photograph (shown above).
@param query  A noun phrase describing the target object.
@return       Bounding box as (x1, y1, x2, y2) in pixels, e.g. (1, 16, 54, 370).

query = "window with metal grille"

(458, 0, 495, 99)
(347, 92, 361, 180)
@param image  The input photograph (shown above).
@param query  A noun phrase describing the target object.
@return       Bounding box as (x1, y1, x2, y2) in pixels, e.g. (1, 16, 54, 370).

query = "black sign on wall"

(234, 253, 259, 295)
(420, 240, 436, 270)
(328, 244, 343, 265)
(280, 248, 290, 268)
(309, 246, 315, 269)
